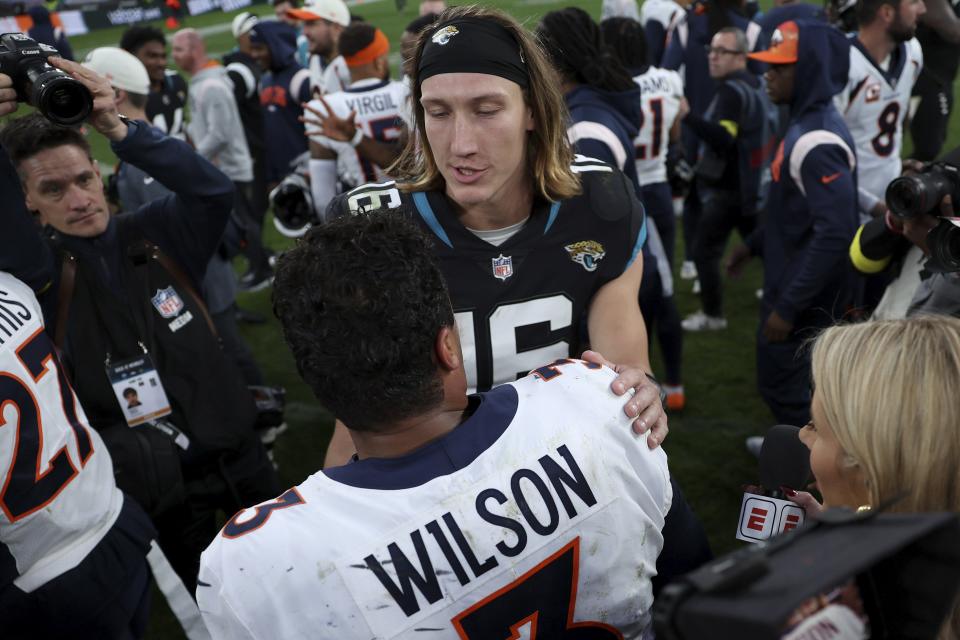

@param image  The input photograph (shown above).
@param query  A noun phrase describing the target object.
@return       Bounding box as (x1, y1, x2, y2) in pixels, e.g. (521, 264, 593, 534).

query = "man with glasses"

(677, 27, 768, 331)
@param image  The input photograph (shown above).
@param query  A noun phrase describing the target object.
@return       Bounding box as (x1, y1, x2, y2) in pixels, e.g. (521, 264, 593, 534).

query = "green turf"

(23, 3, 960, 637)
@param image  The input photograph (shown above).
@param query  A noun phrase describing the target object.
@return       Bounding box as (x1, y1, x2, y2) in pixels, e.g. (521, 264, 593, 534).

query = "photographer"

(0, 56, 280, 592)
(849, 162, 960, 318)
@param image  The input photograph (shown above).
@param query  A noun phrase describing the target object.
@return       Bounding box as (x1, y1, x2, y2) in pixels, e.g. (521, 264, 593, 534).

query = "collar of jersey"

(850, 37, 908, 88)
(344, 78, 391, 93)
(322, 384, 519, 490)
(413, 190, 562, 250)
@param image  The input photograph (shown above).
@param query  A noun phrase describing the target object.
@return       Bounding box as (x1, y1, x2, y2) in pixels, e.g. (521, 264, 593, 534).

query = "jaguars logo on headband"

(432, 25, 460, 46)
(564, 240, 606, 272)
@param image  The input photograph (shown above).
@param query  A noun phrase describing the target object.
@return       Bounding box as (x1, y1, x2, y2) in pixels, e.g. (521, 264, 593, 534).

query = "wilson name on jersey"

(0, 273, 122, 593)
(632, 67, 684, 186)
(198, 361, 672, 639)
(305, 78, 408, 188)
(326, 156, 648, 393)
(835, 37, 922, 211)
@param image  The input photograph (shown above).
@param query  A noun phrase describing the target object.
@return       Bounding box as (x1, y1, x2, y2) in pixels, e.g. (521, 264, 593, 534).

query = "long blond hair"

(811, 315, 960, 637)
(393, 5, 580, 202)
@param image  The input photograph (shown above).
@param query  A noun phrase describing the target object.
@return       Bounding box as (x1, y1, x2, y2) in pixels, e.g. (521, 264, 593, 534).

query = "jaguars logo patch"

(565, 241, 606, 272)
(432, 25, 459, 45)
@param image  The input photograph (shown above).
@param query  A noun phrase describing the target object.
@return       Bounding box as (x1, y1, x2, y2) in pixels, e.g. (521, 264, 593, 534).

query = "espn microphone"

(736, 425, 812, 544)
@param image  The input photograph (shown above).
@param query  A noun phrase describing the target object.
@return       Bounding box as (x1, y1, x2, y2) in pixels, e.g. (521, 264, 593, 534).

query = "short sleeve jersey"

(309, 53, 352, 96)
(198, 361, 672, 640)
(0, 272, 122, 594)
(305, 78, 409, 188)
(326, 157, 648, 393)
(835, 37, 922, 212)
(632, 66, 684, 185)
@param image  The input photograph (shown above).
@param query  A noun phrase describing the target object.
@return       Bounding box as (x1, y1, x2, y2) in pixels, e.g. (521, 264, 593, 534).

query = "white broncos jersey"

(309, 53, 351, 96)
(633, 66, 684, 186)
(198, 360, 672, 640)
(834, 37, 922, 217)
(306, 77, 409, 188)
(640, 0, 684, 33)
(0, 272, 122, 593)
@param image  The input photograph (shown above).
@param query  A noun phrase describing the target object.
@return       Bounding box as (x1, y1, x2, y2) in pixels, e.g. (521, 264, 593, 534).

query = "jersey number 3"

(452, 538, 622, 639)
(0, 328, 93, 522)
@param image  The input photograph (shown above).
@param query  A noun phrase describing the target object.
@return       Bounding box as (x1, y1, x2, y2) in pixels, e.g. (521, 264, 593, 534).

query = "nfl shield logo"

(492, 254, 514, 281)
(151, 287, 184, 319)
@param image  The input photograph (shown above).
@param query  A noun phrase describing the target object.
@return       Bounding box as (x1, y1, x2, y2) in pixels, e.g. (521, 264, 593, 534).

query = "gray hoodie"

(187, 64, 253, 182)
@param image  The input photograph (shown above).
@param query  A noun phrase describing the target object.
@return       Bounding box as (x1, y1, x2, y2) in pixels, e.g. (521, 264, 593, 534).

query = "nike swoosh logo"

(821, 173, 841, 184)
(144, 176, 155, 185)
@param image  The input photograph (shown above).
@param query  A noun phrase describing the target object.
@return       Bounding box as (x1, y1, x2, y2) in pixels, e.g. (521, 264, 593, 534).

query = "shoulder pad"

(331, 181, 413, 218)
(576, 166, 639, 223)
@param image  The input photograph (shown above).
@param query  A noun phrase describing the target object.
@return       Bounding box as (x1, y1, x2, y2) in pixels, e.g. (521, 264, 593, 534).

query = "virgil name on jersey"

(305, 78, 409, 188)
(325, 155, 647, 393)
(198, 360, 671, 639)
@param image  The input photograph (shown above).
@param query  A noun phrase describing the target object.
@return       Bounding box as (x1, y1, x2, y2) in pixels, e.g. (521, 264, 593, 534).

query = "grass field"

(41, 3, 960, 637)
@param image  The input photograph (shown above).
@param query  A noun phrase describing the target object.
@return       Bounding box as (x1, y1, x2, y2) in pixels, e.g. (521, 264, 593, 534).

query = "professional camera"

(654, 508, 960, 639)
(886, 162, 960, 272)
(886, 162, 960, 219)
(0, 32, 92, 126)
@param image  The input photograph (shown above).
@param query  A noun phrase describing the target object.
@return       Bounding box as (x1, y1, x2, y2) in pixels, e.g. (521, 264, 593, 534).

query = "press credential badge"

(106, 354, 172, 427)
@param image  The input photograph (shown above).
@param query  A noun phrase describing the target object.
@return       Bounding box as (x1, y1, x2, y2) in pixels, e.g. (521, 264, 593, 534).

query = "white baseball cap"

(83, 47, 150, 95)
(287, 0, 350, 27)
(232, 11, 259, 38)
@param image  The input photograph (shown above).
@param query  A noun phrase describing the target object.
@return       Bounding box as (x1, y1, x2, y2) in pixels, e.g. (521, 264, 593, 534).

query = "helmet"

(825, 0, 857, 32)
(270, 173, 316, 238)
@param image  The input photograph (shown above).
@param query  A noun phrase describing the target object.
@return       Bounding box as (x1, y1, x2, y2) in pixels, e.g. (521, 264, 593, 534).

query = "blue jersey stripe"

(543, 201, 562, 235)
(626, 208, 648, 270)
(412, 192, 454, 248)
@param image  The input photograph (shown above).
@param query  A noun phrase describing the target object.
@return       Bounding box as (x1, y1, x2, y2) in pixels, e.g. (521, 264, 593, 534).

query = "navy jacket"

(756, 20, 858, 325)
(565, 84, 644, 194)
(0, 121, 234, 322)
(249, 21, 311, 183)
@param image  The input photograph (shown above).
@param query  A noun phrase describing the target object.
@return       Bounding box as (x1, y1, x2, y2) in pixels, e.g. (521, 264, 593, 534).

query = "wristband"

(348, 127, 363, 147)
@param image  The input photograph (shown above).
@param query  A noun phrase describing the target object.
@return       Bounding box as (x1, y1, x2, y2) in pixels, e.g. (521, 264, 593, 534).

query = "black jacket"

(0, 121, 256, 462)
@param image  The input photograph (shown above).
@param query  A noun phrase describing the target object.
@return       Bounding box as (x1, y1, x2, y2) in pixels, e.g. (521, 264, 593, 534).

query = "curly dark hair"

(0, 113, 92, 178)
(537, 7, 636, 93)
(120, 25, 166, 54)
(272, 212, 454, 431)
(338, 22, 377, 59)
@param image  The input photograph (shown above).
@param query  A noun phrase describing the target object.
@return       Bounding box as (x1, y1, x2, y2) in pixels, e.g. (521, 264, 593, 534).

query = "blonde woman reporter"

(788, 315, 960, 638)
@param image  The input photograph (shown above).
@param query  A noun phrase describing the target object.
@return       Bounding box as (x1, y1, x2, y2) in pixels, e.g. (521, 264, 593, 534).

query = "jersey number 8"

(871, 102, 900, 157)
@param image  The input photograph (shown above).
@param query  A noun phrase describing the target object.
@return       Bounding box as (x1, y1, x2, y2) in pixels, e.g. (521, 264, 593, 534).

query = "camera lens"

(886, 175, 926, 219)
(24, 63, 92, 126)
(927, 220, 960, 273)
(35, 74, 92, 126)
